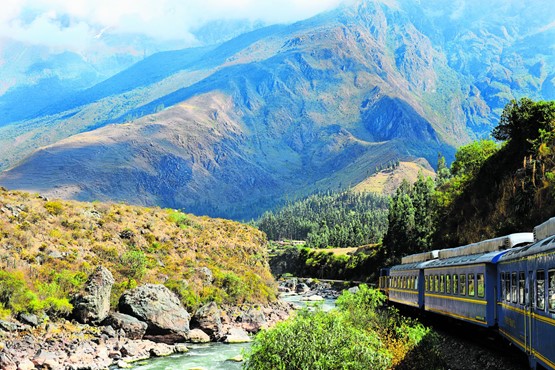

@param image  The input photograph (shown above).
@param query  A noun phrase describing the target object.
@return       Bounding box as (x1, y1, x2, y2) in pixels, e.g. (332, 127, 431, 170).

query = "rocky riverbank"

(0, 266, 293, 370)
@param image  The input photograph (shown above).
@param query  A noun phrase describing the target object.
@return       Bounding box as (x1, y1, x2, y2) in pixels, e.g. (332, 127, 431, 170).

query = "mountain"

(0, 0, 553, 219)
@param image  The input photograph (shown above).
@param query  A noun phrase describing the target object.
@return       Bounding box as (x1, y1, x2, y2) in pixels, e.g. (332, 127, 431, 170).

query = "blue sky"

(0, 0, 346, 51)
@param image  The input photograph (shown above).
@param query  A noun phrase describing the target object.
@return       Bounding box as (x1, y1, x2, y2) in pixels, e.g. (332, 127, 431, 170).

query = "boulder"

(18, 313, 38, 327)
(104, 313, 147, 340)
(191, 302, 222, 338)
(238, 308, 267, 333)
(223, 328, 251, 343)
(187, 329, 210, 343)
(73, 266, 114, 324)
(150, 343, 175, 357)
(118, 284, 190, 342)
(295, 283, 310, 293)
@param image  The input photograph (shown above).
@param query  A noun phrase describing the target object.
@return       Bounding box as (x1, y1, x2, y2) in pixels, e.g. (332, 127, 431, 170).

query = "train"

(378, 217, 555, 370)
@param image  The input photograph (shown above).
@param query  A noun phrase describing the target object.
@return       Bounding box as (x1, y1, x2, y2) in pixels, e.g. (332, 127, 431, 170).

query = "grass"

(0, 187, 277, 316)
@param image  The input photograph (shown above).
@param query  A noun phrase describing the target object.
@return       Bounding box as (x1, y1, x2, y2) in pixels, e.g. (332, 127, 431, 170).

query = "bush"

(245, 286, 443, 370)
(44, 201, 64, 215)
(244, 309, 391, 370)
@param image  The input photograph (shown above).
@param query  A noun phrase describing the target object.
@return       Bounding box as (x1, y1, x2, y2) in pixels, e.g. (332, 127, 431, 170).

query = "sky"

(0, 0, 346, 52)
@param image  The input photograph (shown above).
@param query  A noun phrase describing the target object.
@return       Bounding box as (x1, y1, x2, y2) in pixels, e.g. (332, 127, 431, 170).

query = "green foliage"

(245, 286, 443, 370)
(120, 250, 147, 284)
(245, 309, 390, 370)
(258, 190, 389, 248)
(44, 201, 64, 215)
(167, 210, 191, 228)
(383, 175, 436, 259)
(493, 98, 555, 152)
(0, 270, 38, 314)
(451, 140, 498, 179)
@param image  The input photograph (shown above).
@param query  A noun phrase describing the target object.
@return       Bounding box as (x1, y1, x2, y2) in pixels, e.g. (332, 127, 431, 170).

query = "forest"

(257, 191, 389, 249)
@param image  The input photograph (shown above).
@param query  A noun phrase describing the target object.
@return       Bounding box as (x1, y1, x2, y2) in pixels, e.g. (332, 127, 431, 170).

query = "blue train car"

(388, 262, 424, 308)
(423, 250, 507, 327)
(498, 235, 555, 369)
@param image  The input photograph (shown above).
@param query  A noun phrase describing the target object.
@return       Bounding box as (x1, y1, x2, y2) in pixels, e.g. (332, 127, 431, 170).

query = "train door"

(525, 270, 533, 357)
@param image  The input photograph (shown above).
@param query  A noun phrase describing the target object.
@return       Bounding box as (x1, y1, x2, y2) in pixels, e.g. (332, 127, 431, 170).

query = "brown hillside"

(353, 159, 435, 195)
(0, 187, 276, 312)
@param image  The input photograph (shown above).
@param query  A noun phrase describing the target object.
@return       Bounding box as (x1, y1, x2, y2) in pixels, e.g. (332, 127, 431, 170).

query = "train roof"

(424, 249, 509, 269)
(499, 235, 555, 262)
(534, 217, 555, 242)
(438, 233, 533, 259)
(401, 250, 439, 264)
(390, 258, 441, 272)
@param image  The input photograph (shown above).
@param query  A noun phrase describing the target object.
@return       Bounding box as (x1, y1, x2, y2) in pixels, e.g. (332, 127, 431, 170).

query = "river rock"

(150, 343, 175, 357)
(187, 329, 210, 343)
(73, 266, 115, 324)
(191, 302, 222, 338)
(104, 312, 147, 340)
(118, 284, 190, 342)
(223, 328, 251, 343)
(238, 308, 267, 333)
(295, 283, 310, 293)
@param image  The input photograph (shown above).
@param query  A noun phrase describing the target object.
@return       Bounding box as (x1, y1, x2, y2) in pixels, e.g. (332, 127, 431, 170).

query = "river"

(131, 295, 336, 370)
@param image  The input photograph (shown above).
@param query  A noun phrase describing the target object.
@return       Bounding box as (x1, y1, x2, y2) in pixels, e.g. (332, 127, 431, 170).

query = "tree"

(450, 140, 498, 178)
(435, 154, 451, 187)
(383, 180, 415, 259)
(492, 98, 555, 152)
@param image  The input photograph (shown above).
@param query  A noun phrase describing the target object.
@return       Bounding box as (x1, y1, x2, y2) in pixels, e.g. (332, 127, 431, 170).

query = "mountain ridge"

(0, 0, 553, 219)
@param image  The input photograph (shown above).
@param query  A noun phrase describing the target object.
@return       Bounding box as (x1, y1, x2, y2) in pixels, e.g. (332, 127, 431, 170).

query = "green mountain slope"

(0, 0, 553, 219)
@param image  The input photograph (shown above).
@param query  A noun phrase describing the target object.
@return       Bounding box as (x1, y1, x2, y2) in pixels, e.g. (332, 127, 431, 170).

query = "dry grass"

(0, 187, 277, 311)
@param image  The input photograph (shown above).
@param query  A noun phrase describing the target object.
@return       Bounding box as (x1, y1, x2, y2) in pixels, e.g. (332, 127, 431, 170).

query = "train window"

(453, 274, 458, 295)
(511, 272, 517, 303)
(425, 276, 429, 291)
(468, 274, 475, 296)
(519, 272, 525, 305)
(505, 274, 511, 302)
(460, 274, 466, 296)
(501, 273, 506, 301)
(549, 270, 555, 312)
(477, 273, 485, 298)
(446, 274, 451, 294)
(434, 275, 439, 292)
(537, 270, 545, 311)
(415, 276, 418, 290)
(440, 275, 445, 293)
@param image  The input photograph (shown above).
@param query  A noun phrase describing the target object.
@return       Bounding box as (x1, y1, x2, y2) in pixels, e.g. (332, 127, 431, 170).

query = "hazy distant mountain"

(0, 0, 553, 219)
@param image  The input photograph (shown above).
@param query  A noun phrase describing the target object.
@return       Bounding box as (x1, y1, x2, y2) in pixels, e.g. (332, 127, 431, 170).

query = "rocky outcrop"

(191, 302, 222, 339)
(118, 284, 190, 342)
(104, 312, 148, 340)
(72, 266, 114, 324)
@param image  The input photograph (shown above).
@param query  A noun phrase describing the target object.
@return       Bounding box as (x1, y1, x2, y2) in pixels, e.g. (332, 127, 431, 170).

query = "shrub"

(44, 201, 64, 215)
(245, 308, 391, 370)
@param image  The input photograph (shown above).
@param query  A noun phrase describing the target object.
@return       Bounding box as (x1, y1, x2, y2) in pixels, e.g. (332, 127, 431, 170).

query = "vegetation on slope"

(383, 98, 555, 261)
(258, 191, 389, 249)
(245, 285, 442, 370)
(0, 188, 276, 318)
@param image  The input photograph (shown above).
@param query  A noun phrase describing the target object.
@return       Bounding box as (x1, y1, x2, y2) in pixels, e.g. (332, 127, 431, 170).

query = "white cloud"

(0, 0, 345, 52)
